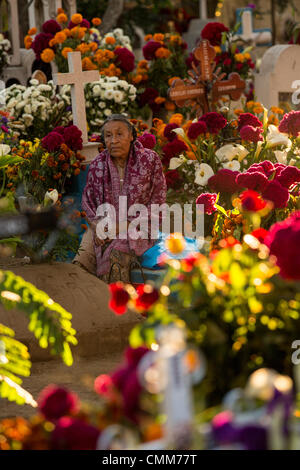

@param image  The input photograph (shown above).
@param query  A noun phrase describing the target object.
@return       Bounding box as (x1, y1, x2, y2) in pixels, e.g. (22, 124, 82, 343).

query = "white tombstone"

(28, 0, 77, 31)
(53, 51, 100, 163)
(255, 44, 300, 110)
(183, 0, 214, 52)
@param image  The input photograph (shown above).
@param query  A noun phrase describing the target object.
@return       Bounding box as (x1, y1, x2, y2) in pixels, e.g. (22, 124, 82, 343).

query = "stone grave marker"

(234, 8, 272, 47)
(255, 44, 300, 111)
(183, 0, 214, 52)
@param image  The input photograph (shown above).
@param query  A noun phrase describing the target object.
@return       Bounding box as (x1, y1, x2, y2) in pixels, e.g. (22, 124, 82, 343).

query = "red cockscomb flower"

(143, 40, 163, 60)
(248, 161, 275, 178)
(109, 282, 129, 315)
(164, 169, 182, 189)
(38, 385, 78, 422)
(236, 171, 268, 192)
(51, 417, 100, 450)
(139, 87, 159, 107)
(164, 123, 180, 142)
(240, 190, 266, 212)
(63, 125, 83, 151)
(275, 165, 300, 188)
(261, 180, 290, 209)
(114, 47, 135, 73)
(187, 121, 207, 140)
(237, 113, 262, 131)
(31, 33, 53, 59)
(201, 22, 229, 46)
(240, 125, 263, 142)
(265, 211, 300, 279)
(196, 192, 217, 215)
(278, 110, 300, 137)
(42, 19, 61, 35)
(138, 132, 156, 149)
(162, 138, 188, 165)
(208, 169, 240, 193)
(199, 112, 227, 134)
(42, 131, 64, 152)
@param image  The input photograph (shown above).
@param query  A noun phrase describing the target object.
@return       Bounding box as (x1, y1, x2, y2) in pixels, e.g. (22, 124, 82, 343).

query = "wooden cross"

(168, 40, 245, 116)
(53, 51, 99, 144)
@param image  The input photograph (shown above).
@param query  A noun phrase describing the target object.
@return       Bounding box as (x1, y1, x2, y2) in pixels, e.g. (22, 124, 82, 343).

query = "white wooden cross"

(234, 9, 272, 46)
(53, 51, 99, 144)
(199, 0, 207, 20)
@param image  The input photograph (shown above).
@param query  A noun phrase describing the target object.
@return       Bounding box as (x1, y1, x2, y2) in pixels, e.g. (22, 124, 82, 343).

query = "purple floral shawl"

(81, 140, 167, 276)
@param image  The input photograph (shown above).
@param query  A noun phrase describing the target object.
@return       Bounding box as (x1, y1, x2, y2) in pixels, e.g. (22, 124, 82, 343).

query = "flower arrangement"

(136, 32, 188, 116)
(186, 22, 255, 82)
(0, 33, 10, 78)
(60, 76, 137, 134)
(26, 10, 135, 80)
(4, 79, 71, 139)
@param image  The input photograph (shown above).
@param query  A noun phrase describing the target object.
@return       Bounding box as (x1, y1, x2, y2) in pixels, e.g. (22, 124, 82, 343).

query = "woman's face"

(103, 121, 133, 160)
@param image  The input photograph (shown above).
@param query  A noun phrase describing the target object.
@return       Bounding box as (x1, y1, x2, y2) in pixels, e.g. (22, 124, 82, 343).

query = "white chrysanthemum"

(104, 90, 114, 100)
(23, 114, 34, 125)
(37, 84, 52, 92)
(104, 109, 112, 117)
(98, 101, 106, 109)
(93, 85, 101, 96)
(24, 104, 31, 114)
(113, 90, 125, 103)
(15, 100, 26, 110)
(117, 80, 129, 90)
(194, 163, 214, 186)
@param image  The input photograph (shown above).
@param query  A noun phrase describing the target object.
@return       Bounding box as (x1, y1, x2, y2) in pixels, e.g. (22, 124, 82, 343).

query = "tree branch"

(99, 0, 125, 35)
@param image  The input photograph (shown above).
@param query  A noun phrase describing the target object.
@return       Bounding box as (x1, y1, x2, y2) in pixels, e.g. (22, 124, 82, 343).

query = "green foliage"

(0, 324, 35, 406)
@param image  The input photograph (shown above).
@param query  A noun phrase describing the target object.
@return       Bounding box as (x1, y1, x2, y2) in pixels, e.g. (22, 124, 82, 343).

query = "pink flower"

(265, 211, 300, 279)
(275, 165, 300, 188)
(51, 417, 100, 450)
(240, 190, 266, 212)
(63, 125, 83, 151)
(114, 47, 135, 72)
(41, 131, 64, 152)
(143, 40, 163, 60)
(278, 110, 300, 136)
(236, 171, 268, 192)
(42, 19, 61, 35)
(187, 121, 207, 140)
(261, 180, 290, 208)
(196, 192, 217, 215)
(38, 385, 78, 422)
(238, 113, 262, 131)
(138, 132, 156, 149)
(208, 169, 240, 193)
(240, 125, 263, 142)
(164, 123, 180, 142)
(199, 112, 227, 134)
(94, 374, 114, 396)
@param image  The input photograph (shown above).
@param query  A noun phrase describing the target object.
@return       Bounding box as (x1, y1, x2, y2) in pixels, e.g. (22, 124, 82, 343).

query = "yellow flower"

(235, 53, 245, 62)
(214, 46, 221, 54)
(165, 233, 186, 254)
(41, 48, 55, 63)
(244, 52, 251, 60)
(71, 13, 83, 24)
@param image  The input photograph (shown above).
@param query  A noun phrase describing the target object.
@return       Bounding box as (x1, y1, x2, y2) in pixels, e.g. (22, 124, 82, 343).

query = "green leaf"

(0, 155, 24, 169)
(215, 203, 228, 218)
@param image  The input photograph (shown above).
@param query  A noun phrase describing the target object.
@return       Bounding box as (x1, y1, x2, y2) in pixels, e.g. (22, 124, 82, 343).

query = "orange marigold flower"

(105, 36, 116, 45)
(164, 100, 176, 111)
(28, 27, 37, 36)
(24, 36, 32, 49)
(58, 154, 65, 161)
(49, 38, 57, 47)
(168, 76, 180, 86)
(56, 13, 68, 24)
(92, 17, 102, 26)
(153, 33, 164, 42)
(57, 7, 64, 14)
(234, 109, 244, 116)
(82, 57, 97, 70)
(155, 97, 166, 104)
(169, 113, 183, 125)
(62, 47, 73, 58)
(54, 31, 67, 44)
(144, 34, 152, 41)
(62, 162, 69, 171)
(74, 168, 81, 176)
(138, 60, 148, 68)
(155, 47, 171, 59)
(186, 151, 197, 160)
(71, 13, 83, 24)
(41, 48, 55, 63)
(89, 41, 98, 52)
(170, 35, 181, 43)
(63, 28, 71, 37)
(132, 74, 143, 84)
(81, 224, 88, 230)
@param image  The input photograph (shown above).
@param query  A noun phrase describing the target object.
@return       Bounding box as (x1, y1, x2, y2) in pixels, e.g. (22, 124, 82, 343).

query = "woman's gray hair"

(101, 114, 137, 139)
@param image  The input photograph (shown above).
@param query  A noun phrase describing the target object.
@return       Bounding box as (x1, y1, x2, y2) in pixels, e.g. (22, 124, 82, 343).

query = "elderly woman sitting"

(73, 114, 167, 283)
